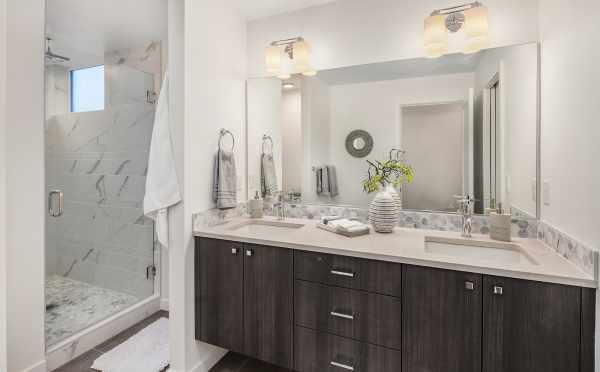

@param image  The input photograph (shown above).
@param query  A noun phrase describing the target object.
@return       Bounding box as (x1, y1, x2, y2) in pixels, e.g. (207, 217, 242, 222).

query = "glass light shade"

(424, 14, 448, 58)
(293, 40, 311, 72)
(463, 5, 489, 54)
(277, 54, 294, 80)
(265, 45, 281, 74)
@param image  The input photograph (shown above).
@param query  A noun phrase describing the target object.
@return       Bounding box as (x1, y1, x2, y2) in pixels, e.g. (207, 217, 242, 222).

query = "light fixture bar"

(431, 2, 482, 16)
(270, 37, 305, 59)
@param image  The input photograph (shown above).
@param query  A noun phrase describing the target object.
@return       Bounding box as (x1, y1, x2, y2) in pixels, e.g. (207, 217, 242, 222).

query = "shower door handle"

(49, 190, 64, 217)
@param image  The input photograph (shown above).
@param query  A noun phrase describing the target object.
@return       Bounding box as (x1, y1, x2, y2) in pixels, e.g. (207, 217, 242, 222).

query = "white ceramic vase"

(368, 189, 399, 233)
(385, 184, 402, 210)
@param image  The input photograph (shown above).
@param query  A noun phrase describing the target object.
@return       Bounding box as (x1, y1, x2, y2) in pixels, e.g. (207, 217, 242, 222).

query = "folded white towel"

(329, 219, 370, 233)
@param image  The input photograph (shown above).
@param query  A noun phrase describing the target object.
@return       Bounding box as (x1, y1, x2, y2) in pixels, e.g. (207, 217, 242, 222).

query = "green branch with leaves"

(362, 157, 414, 194)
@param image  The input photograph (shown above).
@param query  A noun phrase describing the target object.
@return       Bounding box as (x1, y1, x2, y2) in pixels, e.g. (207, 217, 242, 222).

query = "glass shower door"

(45, 62, 157, 346)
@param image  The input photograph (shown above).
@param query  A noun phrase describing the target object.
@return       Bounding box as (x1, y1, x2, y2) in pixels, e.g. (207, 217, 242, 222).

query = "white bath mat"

(91, 317, 169, 372)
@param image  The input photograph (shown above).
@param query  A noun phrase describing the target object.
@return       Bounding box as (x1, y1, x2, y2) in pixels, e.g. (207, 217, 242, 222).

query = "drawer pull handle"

(493, 285, 503, 295)
(231, 248, 238, 255)
(330, 361, 355, 371)
(465, 281, 475, 291)
(330, 270, 355, 278)
(330, 311, 354, 320)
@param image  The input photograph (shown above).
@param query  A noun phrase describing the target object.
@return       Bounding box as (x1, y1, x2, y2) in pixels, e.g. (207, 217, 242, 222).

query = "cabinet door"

(402, 265, 482, 372)
(483, 276, 581, 372)
(243, 243, 294, 369)
(195, 238, 244, 353)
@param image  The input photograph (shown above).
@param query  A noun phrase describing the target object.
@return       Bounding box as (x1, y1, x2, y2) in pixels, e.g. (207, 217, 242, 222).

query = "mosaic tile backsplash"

(537, 221, 597, 277)
(193, 202, 537, 238)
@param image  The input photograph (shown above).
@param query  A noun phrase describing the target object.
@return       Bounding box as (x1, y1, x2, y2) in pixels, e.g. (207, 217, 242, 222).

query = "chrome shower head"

(45, 37, 70, 64)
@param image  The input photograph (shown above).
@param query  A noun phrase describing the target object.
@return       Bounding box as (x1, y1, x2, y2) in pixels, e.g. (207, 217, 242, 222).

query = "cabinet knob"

(465, 281, 475, 291)
(493, 285, 504, 295)
(246, 249, 254, 257)
(231, 248, 238, 255)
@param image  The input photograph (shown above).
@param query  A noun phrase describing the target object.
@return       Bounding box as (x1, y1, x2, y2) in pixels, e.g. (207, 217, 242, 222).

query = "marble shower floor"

(46, 275, 139, 346)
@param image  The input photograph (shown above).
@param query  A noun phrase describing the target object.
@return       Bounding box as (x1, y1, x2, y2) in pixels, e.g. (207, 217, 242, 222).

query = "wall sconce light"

(424, 2, 489, 58)
(264, 37, 317, 79)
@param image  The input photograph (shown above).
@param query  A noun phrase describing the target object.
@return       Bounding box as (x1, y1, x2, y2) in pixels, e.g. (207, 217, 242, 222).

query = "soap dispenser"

(248, 191, 264, 219)
(489, 203, 511, 242)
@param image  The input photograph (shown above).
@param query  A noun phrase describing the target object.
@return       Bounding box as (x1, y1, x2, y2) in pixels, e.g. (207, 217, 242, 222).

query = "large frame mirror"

(246, 42, 539, 218)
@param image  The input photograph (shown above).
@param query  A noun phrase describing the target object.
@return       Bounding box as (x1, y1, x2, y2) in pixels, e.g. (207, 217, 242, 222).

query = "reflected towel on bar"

(327, 166, 339, 197)
(321, 166, 330, 196)
(212, 149, 237, 209)
(315, 167, 323, 194)
(261, 153, 278, 197)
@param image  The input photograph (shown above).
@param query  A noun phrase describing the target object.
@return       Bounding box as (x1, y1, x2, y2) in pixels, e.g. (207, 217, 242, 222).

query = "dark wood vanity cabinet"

(402, 265, 483, 372)
(482, 276, 586, 372)
(243, 243, 293, 369)
(195, 238, 293, 369)
(195, 238, 244, 353)
(195, 237, 595, 372)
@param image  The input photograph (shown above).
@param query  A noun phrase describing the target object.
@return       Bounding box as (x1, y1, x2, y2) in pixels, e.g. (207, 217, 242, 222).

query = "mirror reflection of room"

(247, 42, 538, 218)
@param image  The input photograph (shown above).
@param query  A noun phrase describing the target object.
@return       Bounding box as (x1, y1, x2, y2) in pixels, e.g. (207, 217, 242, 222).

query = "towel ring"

(262, 134, 274, 155)
(218, 129, 235, 152)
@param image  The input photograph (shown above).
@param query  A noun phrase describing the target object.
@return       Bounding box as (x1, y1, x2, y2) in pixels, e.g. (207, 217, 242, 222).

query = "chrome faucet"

(456, 194, 475, 238)
(273, 192, 286, 220)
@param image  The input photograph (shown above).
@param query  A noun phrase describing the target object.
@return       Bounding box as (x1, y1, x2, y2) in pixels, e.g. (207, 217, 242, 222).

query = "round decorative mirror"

(345, 130, 373, 158)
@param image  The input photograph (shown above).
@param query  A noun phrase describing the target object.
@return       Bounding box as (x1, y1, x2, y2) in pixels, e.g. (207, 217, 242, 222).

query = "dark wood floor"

(55, 310, 291, 372)
(209, 352, 293, 372)
(53, 310, 169, 372)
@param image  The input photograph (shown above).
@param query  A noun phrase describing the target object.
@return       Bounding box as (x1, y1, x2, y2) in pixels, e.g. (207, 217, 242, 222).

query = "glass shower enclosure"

(45, 53, 158, 346)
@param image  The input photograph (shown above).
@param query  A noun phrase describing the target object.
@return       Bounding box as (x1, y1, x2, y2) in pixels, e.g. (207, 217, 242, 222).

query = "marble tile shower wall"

(46, 103, 156, 299)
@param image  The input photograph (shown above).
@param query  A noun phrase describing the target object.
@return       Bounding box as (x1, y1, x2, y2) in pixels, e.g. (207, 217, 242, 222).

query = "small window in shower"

(70, 65, 105, 113)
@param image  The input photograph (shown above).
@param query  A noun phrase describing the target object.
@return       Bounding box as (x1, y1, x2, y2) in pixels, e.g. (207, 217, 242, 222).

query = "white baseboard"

(46, 295, 160, 371)
(21, 359, 46, 372)
(189, 348, 228, 372)
(160, 298, 170, 311)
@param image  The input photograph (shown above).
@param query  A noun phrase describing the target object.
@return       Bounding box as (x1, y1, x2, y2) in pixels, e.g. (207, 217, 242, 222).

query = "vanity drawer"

(294, 326, 401, 372)
(295, 280, 402, 350)
(294, 251, 402, 297)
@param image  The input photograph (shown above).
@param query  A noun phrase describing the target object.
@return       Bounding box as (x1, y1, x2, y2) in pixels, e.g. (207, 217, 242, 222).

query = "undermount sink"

(228, 220, 305, 234)
(425, 236, 539, 266)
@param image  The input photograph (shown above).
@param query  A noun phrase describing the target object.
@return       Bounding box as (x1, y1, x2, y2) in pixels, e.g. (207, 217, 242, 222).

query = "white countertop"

(193, 216, 597, 288)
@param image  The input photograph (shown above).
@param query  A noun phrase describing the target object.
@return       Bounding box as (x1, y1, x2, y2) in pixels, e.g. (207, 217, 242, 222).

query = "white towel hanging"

(144, 70, 182, 250)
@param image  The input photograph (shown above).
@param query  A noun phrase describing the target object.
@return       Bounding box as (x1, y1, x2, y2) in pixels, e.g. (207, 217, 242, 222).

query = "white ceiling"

(46, 0, 168, 64)
(236, 0, 336, 20)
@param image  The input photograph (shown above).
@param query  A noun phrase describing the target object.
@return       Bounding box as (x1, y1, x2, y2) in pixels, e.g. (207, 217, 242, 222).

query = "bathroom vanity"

(194, 218, 595, 372)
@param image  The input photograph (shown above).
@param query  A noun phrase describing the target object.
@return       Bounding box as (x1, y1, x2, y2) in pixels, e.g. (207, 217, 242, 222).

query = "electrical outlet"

(531, 178, 537, 202)
(543, 181, 551, 206)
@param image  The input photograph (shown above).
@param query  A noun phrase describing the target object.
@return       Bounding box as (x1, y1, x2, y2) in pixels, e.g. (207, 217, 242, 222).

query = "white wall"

(537, 2, 600, 368)
(247, 78, 283, 197)
(174, 1, 247, 371)
(282, 88, 302, 193)
(402, 104, 465, 211)
(0, 0, 7, 369)
(325, 72, 473, 207)
(538, 0, 600, 252)
(5, 0, 47, 371)
(247, 0, 539, 77)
